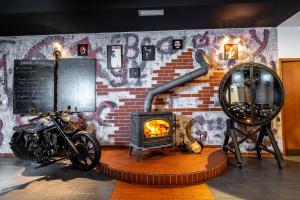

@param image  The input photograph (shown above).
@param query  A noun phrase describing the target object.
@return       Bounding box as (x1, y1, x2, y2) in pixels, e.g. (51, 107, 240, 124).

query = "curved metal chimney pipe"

(144, 49, 210, 112)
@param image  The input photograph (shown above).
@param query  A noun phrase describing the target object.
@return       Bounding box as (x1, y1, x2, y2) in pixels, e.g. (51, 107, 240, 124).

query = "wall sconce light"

(224, 44, 238, 60)
(52, 42, 62, 60)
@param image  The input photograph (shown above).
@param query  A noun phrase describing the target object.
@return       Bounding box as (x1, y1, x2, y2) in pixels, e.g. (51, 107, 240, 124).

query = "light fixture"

(234, 37, 241, 44)
(52, 42, 62, 59)
(222, 35, 230, 45)
(138, 9, 164, 16)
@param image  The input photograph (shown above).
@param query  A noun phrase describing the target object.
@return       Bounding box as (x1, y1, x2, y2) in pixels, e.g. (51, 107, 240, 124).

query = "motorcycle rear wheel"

(69, 132, 101, 171)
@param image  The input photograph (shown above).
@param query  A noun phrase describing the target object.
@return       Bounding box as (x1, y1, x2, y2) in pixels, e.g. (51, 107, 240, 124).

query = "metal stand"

(223, 119, 286, 169)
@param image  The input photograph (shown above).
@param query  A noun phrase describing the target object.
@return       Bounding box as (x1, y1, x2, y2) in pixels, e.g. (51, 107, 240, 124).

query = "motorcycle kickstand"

(34, 157, 68, 169)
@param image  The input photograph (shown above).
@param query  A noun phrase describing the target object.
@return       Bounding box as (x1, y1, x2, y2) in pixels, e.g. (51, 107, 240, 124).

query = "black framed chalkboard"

(57, 58, 96, 112)
(13, 60, 55, 114)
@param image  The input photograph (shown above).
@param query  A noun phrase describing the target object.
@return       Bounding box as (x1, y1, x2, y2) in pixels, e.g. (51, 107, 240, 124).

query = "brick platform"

(97, 148, 227, 185)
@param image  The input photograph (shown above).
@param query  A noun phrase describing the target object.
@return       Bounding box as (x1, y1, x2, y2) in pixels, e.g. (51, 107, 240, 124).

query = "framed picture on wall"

(129, 68, 141, 78)
(172, 39, 183, 49)
(142, 45, 155, 61)
(224, 44, 238, 60)
(107, 45, 122, 68)
(78, 44, 88, 56)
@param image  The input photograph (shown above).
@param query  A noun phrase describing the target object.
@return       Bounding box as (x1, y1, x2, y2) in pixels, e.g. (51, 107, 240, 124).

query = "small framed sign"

(172, 39, 183, 50)
(129, 68, 141, 78)
(78, 44, 88, 56)
(142, 45, 155, 61)
(107, 45, 123, 69)
(224, 44, 238, 60)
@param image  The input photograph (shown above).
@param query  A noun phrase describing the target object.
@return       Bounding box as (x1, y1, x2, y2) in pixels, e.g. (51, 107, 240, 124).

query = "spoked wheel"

(69, 132, 101, 171)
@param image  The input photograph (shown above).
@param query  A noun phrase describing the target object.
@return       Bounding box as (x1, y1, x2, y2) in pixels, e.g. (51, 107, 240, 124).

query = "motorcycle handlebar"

(29, 106, 72, 121)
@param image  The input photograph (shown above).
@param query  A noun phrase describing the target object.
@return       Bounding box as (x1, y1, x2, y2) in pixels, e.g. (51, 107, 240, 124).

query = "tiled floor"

(0, 158, 116, 200)
(207, 156, 300, 200)
(0, 155, 300, 200)
(110, 181, 214, 200)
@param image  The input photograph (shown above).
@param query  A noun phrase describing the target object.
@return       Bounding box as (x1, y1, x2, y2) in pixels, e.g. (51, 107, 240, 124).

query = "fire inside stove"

(144, 119, 169, 138)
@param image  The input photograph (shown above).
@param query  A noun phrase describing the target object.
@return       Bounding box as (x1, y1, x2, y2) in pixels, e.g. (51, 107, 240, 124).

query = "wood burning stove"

(129, 112, 175, 161)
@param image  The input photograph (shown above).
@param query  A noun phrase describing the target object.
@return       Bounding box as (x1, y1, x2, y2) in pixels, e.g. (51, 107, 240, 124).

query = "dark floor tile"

(208, 156, 300, 200)
(0, 157, 116, 200)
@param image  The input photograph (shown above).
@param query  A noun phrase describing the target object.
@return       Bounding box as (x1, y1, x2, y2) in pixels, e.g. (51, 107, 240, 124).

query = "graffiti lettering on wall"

(0, 54, 12, 110)
(123, 33, 148, 86)
(0, 119, 3, 146)
(249, 29, 270, 56)
(156, 36, 176, 59)
(0, 40, 16, 111)
(72, 101, 118, 126)
(192, 31, 210, 49)
(176, 115, 227, 145)
(109, 33, 146, 86)
(95, 101, 118, 126)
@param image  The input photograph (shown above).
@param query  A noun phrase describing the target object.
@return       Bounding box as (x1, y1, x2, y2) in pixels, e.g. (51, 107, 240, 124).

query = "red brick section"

(152, 49, 193, 87)
(96, 48, 225, 145)
(97, 148, 227, 185)
(96, 85, 148, 145)
(110, 182, 215, 200)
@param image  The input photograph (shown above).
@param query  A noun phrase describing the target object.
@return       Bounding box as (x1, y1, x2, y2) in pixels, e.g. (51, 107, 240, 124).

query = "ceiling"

(0, 0, 299, 36)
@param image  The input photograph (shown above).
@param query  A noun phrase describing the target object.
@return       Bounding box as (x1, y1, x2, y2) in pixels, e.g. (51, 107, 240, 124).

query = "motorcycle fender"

(75, 131, 95, 137)
(76, 131, 89, 135)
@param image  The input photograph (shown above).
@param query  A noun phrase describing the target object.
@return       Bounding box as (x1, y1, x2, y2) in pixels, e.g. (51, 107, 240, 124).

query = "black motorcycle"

(10, 106, 101, 171)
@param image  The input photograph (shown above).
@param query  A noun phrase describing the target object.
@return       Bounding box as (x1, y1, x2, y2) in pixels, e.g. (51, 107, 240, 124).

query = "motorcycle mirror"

(67, 105, 71, 110)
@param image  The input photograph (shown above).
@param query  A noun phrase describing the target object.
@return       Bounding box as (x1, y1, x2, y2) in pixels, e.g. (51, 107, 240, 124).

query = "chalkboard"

(13, 60, 55, 114)
(57, 58, 96, 112)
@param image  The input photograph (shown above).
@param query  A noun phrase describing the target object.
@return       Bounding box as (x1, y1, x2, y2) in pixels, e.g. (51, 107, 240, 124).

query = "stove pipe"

(144, 49, 210, 112)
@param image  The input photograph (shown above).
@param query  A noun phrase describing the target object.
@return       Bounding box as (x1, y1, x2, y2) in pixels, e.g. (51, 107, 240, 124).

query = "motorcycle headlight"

(13, 126, 19, 131)
(61, 113, 71, 122)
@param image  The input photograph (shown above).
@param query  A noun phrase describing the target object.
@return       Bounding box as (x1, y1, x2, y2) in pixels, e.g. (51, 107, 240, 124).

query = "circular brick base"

(97, 148, 227, 185)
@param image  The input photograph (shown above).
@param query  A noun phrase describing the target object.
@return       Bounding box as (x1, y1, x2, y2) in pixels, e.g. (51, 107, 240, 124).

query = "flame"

(144, 119, 169, 138)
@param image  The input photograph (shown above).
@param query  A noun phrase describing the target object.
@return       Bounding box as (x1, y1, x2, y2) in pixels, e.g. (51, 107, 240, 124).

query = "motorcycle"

(9, 106, 101, 171)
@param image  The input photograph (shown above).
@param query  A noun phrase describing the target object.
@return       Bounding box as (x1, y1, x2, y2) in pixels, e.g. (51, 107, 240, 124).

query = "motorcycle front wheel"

(69, 131, 101, 171)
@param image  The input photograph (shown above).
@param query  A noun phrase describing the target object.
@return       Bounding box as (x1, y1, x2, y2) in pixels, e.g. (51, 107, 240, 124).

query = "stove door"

(144, 119, 170, 138)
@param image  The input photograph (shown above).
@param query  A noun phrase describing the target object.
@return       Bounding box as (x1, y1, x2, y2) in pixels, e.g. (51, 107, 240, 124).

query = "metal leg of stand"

(223, 119, 231, 152)
(136, 149, 141, 162)
(129, 146, 133, 156)
(265, 124, 286, 169)
(255, 128, 265, 160)
(172, 145, 176, 155)
(231, 129, 243, 168)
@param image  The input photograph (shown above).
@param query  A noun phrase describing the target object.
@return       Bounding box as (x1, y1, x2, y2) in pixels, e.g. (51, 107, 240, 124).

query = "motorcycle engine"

(23, 131, 58, 163)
